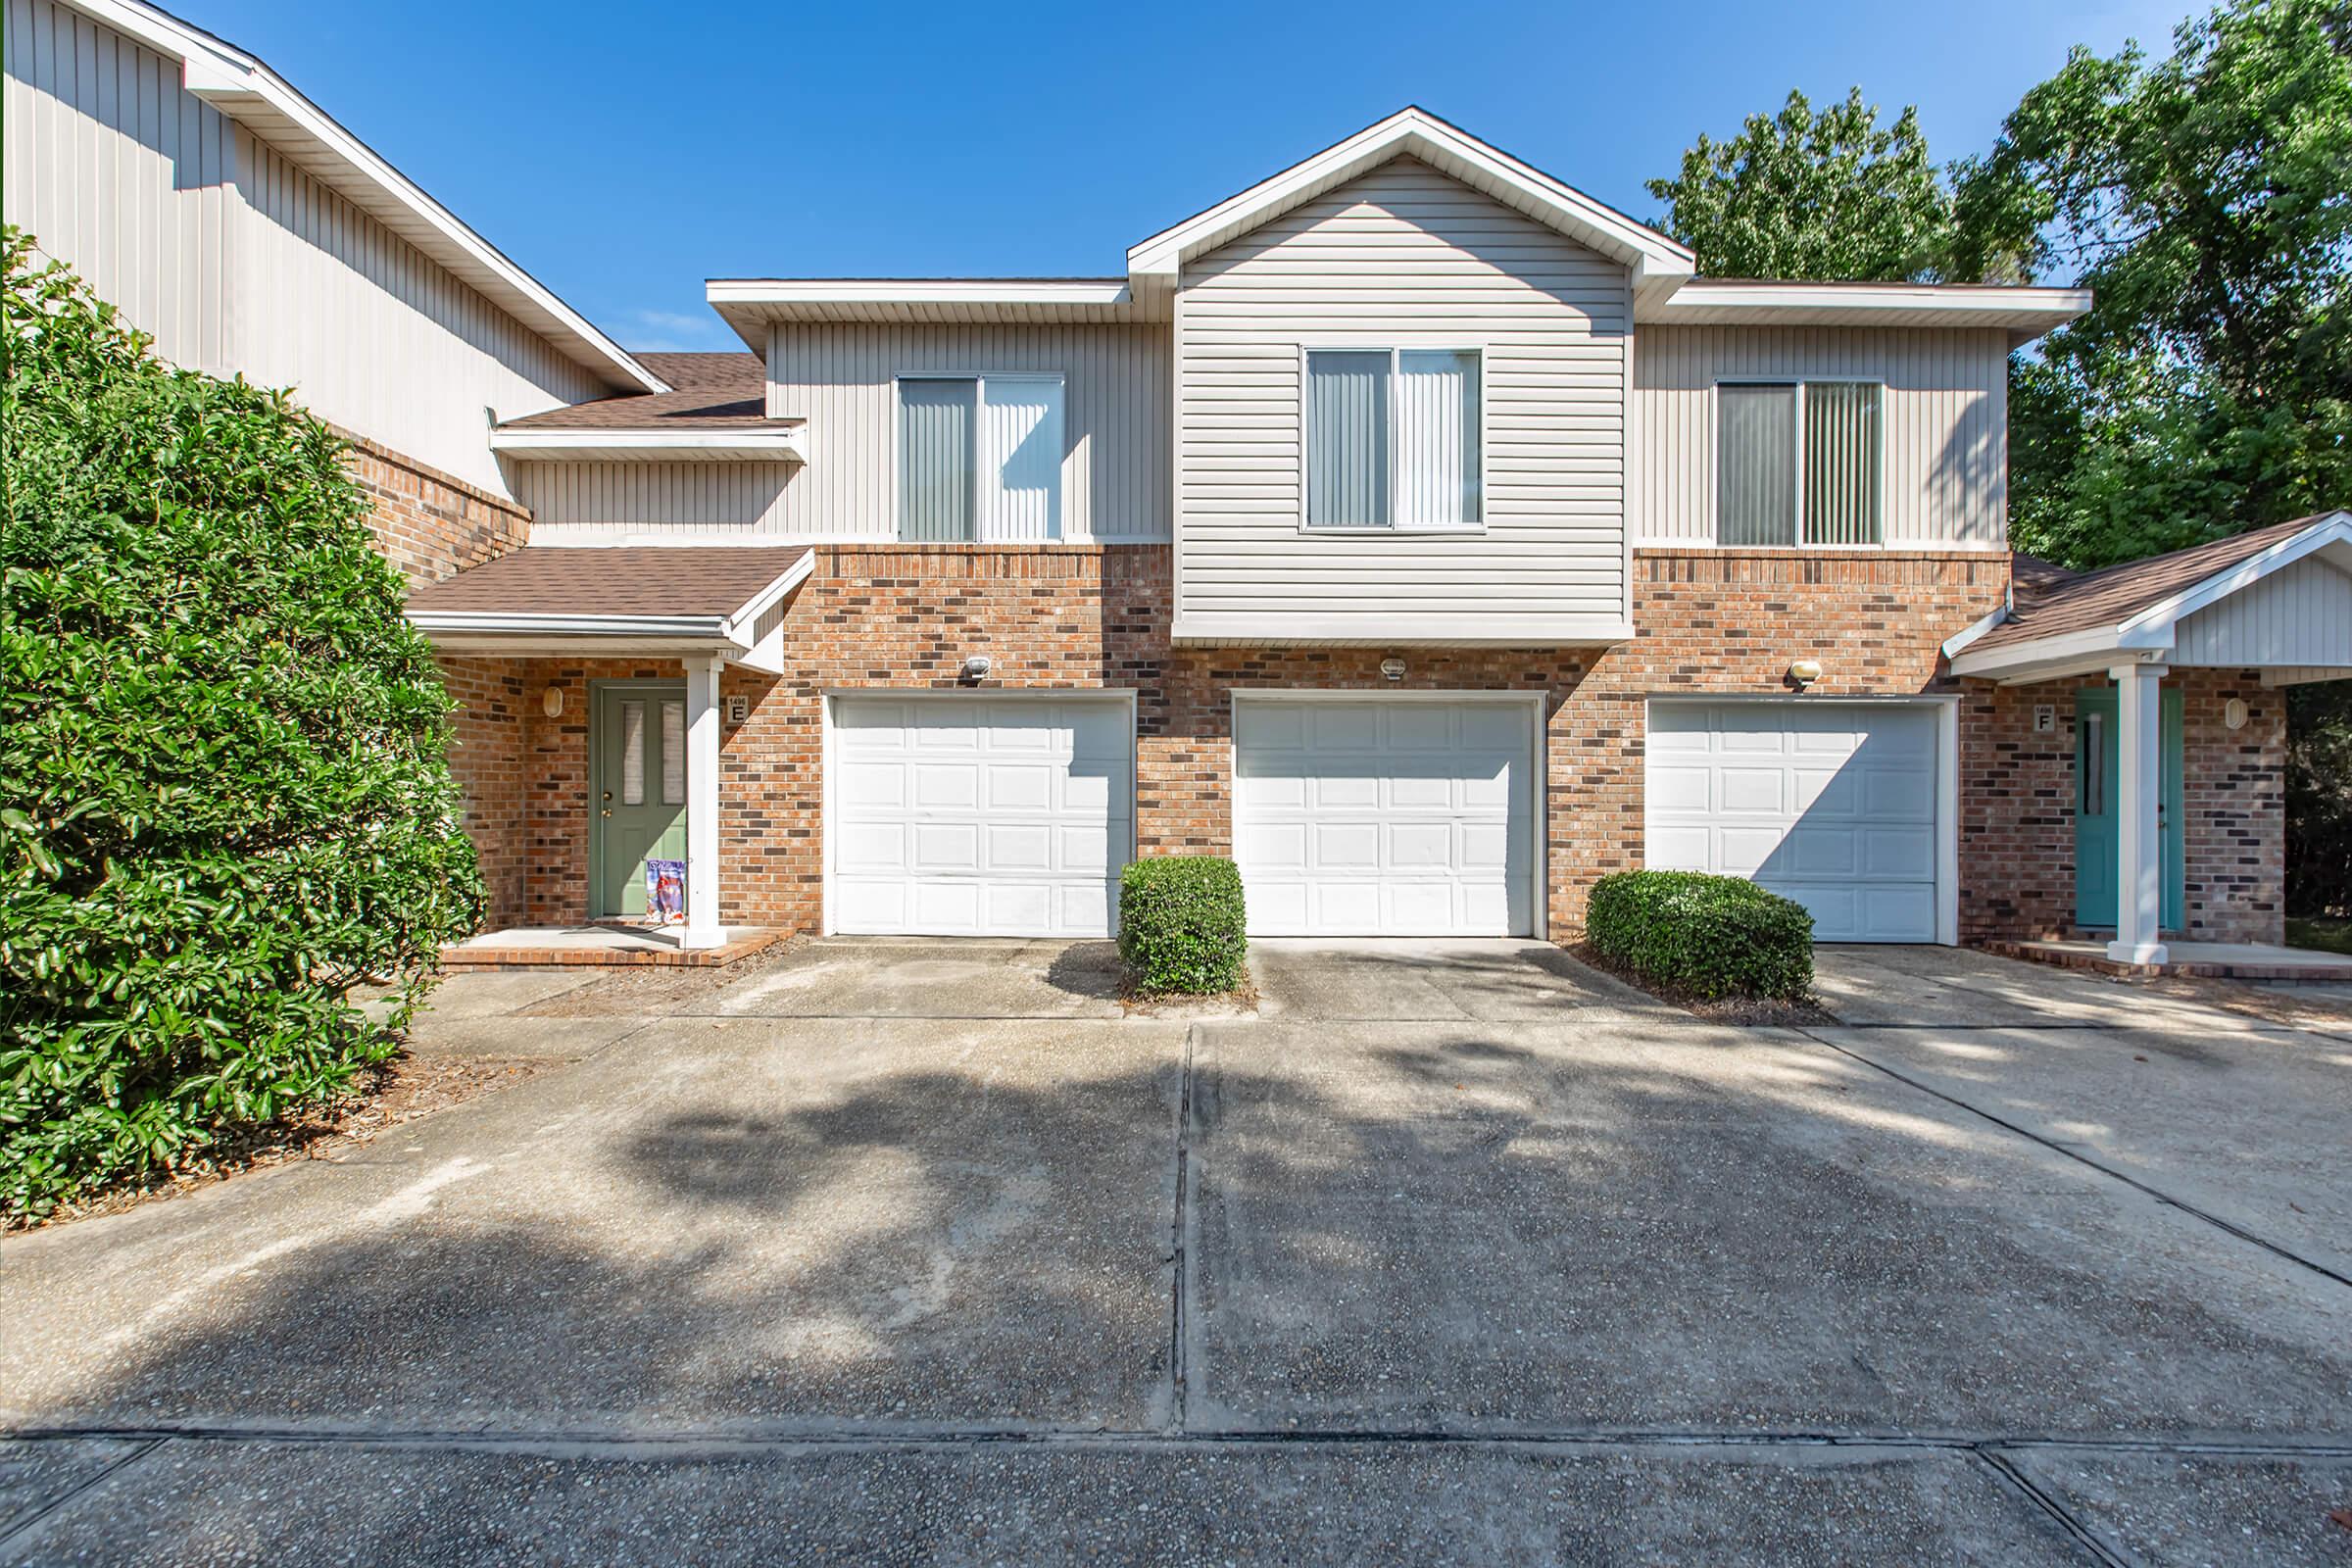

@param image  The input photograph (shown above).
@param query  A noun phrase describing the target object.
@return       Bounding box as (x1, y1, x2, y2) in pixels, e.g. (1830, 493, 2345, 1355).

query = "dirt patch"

(9, 1051, 556, 1234)
(2138, 973, 2352, 1034)
(1120, 975, 1261, 1018)
(1569, 943, 1838, 1027)
(517, 934, 809, 1016)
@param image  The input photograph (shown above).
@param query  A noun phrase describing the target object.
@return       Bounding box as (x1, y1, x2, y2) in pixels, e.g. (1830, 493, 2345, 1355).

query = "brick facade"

(1956, 669, 2288, 946)
(342, 429, 532, 590)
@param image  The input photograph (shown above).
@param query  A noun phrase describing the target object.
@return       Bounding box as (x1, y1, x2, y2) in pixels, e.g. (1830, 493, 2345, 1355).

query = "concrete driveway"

(3, 939, 2349, 1565)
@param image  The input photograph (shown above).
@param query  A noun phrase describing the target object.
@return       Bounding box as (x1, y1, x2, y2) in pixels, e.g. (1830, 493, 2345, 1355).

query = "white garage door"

(829, 696, 1132, 937)
(1235, 699, 1537, 937)
(1645, 702, 1940, 943)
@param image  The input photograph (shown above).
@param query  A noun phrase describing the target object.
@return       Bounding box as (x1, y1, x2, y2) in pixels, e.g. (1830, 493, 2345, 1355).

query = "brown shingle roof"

(407, 547, 810, 619)
(499, 352, 791, 432)
(1972, 514, 2339, 653)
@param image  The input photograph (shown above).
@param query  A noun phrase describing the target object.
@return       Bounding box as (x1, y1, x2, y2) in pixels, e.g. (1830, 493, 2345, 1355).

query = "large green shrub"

(1, 230, 483, 1218)
(1585, 870, 1815, 1002)
(1118, 857, 1248, 995)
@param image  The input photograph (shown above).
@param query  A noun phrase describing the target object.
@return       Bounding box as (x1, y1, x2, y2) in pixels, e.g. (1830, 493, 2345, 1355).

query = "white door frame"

(1642, 695, 1959, 947)
(820, 687, 1140, 937)
(1228, 689, 1549, 941)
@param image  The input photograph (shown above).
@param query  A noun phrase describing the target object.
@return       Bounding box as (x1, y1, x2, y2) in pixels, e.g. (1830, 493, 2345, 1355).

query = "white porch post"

(683, 654, 724, 950)
(2106, 662, 2170, 967)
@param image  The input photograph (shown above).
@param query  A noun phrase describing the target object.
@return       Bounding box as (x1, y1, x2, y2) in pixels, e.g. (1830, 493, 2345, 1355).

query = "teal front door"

(591, 681, 689, 918)
(2073, 688, 2184, 931)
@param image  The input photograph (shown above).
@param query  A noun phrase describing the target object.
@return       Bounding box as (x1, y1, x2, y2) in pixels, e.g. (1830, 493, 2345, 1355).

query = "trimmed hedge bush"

(1118, 857, 1248, 995)
(2, 230, 483, 1219)
(1585, 870, 1814, 1001)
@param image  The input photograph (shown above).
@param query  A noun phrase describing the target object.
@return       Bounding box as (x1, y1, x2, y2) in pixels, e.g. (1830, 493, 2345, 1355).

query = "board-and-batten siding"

(1174, 156, 1630, 630)
(516, 464, 795, 537)
(3, 0, 239, 374)
(3, 0, 606, 499)
(763, 323, 1170, 541)
(1633, 326, 2010, 548)
(2172, 555, 2352, 666)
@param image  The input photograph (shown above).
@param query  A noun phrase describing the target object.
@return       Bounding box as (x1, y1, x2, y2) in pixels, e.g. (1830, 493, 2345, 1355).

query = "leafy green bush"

(1585, 870, 1814, 1002)
(1118, 857, 1248, 995)
(1, 229, 483, 1219)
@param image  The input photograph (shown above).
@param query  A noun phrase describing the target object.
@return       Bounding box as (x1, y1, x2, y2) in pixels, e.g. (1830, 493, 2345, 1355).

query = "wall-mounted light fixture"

(959, 655, 995, 684)
(1787, 659, 1824, 690)
(1379, 657, 1407, 682)
(541, 685, 564, 718)
(2225, 698, 2250, 731)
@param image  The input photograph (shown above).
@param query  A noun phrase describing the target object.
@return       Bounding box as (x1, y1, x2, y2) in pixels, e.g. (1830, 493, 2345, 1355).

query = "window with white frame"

(1304, 348, 1483, 529)
(898, 374, 1065, 542)
(1715, 380, 1884, 546)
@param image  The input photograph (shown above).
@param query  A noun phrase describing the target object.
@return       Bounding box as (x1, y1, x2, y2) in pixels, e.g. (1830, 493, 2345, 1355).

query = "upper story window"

(898, 374, 1065, 542)
(1716, 380, 1884, 546)
(1304, 348, 1483, 530)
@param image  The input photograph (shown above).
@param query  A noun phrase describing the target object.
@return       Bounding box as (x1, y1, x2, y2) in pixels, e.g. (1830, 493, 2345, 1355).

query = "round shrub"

(1, 230, 484, 1219)
(1118, 857, 1248, 995)
(1585, 869, 1814, 1001)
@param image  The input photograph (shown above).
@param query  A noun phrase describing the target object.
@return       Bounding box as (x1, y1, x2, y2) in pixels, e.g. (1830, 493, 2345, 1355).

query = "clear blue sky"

(190, 0, 2189, 353)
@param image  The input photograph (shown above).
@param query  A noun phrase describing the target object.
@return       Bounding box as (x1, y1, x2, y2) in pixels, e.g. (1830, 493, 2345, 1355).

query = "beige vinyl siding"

(4, 0, 604, 498)
(516, 463, 794, 538)
(764, 322, 1170, 541)
(234, 132, 607, 495)
(4, 0, 239, 374)
(1175, 157, 1630, 632)
(2172, 556, 2352, 667)
(1633, 326, 2009, 548)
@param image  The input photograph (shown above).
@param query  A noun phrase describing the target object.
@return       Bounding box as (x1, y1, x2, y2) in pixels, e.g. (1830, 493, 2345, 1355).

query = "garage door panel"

(1235, 699, 1536, 937)
(1647, 702, 1940, 944)
(830, 696, 1132, 938)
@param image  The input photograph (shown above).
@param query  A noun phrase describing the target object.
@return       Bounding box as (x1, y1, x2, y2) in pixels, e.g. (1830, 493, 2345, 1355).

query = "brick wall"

(438, 658, 534, 926)
(1957, 669, 2286, 945)
(341, 429, 531, 589)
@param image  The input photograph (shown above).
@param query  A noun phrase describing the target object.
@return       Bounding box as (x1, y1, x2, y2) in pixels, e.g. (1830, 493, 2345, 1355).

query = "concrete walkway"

(3, 940, 2348, 1565)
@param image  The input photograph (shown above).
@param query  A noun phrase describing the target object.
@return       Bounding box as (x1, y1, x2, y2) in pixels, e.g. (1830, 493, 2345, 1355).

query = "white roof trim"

(487, 427, 807, 462)
(1125, 108, 1694, 290)
(2118, 511, 2352, 640)
(1641, 280, 2092, 331)
(708, 279, 1132, 309)
(405, 549, 812, 667)
(64, 0, 663, 396)
(1938, 602, 2012, 662)
(1950, 512, 2352, 678)
(407, 611, 735, 639)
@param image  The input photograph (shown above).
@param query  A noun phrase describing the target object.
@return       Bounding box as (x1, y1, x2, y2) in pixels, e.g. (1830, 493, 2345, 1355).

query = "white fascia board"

(1171, 612, 1637, 646)
(408, 611, 739, 641)
(708, 279, 1133, 309)
(2116, 511, 2352, 641)
(1949, 622, 2171, 680)
(487, 427, 807, 462)
(1939, 603, 2013, 662)
(1125, 108, 1693, 287)
(64, 0, 663, 396)
(1639, 280, 2092, 331)
(721, 550, 818, 645)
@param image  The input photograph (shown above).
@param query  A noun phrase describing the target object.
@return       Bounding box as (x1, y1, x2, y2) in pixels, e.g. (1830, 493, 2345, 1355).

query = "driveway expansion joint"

(1793, 1025, 2352, 1290)
(0, 1435, 166, 1554)
(1974, 1446, 2132, 1568)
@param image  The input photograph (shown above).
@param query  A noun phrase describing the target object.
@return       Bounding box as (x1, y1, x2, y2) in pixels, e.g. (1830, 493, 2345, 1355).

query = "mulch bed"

(5, 1050, 558, 1235)
(1568, 943, 1839, 1027)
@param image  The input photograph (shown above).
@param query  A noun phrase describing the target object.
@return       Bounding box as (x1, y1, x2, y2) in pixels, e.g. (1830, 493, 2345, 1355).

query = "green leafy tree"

(1, 229, 484, 1218)
(1949, 0, 2352, 567)
(1644, 87, 1964, 281)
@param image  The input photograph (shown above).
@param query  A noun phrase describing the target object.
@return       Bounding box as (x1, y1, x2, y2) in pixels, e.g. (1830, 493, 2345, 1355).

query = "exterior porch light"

(1787, 659, 1824, 688)
(541, 685, 564, 718)
(1380, 657, 1406, 681)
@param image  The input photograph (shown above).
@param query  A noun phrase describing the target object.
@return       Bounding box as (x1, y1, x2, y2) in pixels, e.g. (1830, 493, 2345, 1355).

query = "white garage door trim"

(1232, 691, 1546, 939)
(1643, 697, 1958, 946)
(823, 690, 1137, 938)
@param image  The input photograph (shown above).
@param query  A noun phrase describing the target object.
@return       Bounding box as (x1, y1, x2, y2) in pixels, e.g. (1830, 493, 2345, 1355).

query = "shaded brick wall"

(1957, 669, 2287, 945)
(438, 658, 534, 926)
(342, 430, 531, 589)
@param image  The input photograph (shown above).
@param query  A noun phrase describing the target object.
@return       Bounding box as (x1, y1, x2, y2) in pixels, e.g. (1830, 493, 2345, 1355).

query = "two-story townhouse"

(17, 0, 2350, 970)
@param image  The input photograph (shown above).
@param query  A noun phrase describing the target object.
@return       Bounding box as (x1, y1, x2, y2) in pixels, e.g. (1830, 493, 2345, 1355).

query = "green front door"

(591, 681, 689, 918)
(2073, 687, 2184, 931)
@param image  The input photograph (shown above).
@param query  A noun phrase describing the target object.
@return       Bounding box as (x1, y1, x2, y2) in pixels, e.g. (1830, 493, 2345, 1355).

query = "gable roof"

(1124, 107, 1694, 306)
(1970, 514, 2349, 654)
(69, 0, 663, 395)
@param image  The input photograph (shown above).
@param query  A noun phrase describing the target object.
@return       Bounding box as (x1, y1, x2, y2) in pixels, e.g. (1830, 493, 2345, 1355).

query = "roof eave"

(486, 427, 807, 463)
(68, 0, 664, 396)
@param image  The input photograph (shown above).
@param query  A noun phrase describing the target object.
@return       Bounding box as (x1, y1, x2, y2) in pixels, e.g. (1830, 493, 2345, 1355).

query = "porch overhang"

(404, 546, 814, 674)
(1947, 511, 2352, 685)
